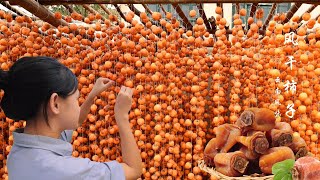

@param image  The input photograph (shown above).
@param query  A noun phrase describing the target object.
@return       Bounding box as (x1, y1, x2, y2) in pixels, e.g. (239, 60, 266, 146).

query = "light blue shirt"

(7, 129, 125, 180)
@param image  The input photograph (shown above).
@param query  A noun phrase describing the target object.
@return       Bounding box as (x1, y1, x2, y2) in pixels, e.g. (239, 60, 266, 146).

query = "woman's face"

(57, 90, 80, 130)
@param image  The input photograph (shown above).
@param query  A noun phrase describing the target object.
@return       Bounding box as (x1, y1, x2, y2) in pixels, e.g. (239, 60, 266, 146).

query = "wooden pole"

(8, 0, 68, 27)
(283, 3, 302, 23)
(128, 4, 141, 15)
(262, 3, 277, 30)
(172, 3, 192, 30)
(1, 1, 24, 16)
(114, 4, 128, 23)
(127, 4, 145, 24)
(197, 3, 211, 31)
(236, 3, 240, 14)
(1, 2, 39, 21)
(36, 0, 320, 5)
(99, 4, 111, 15)
(82, 4, 106, 20)
(208, 16, 216, 36)
(217, 3, 223, 17)
(297, 4, 317, 23)
(99, 4, 121, 24)
(128, 4, 163, 32)
(159, 4, 167, 14)
(142, 4, 152, 15)
(249, 3, 258, 17)
(246, 3, 258, 30)
(63, 5, 76, 14)
(305, 4, 317, 13)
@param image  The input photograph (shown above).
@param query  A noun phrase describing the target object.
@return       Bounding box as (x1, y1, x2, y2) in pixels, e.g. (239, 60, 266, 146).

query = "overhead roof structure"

(0, 0, 319, 36)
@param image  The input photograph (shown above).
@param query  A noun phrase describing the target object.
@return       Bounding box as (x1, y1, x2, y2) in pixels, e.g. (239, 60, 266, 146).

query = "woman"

(0, 56, 142, 180)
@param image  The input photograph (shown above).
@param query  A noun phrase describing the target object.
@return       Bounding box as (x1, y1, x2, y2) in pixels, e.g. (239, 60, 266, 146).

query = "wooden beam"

(283, 3, 302, 23)
(172, 3, 192, 30)
(236, 3, 240, 14)
(128, 4, 156, 24)
(217, 3, 223, 17)
(159, 4, 167, 14)
(127, 4, 162, 32)
(262, 3, 277, 30)
(128, 4, 141, 15)
(208, 16, 216, 32)
(99, 4, 111, 15)
(249, 3, 258, 17)
(63, 5, 76, 14)
(99, 4, 120, 23)
(246, 3, 258, 30)
(7, 1, 93, 41)
(83, 4, 97, 14)
(1, 2, 38, 21)
(8, 0, 68, 27)
(142, 4, 152, 15)
(82, 4, 106, 20)
(1, 1, 23, 16)
(64, 5, 88, 22)
(128, 4, 147, 24)
(114, 4, 128, 23)
(297, 4, 317, 23)
(197, 3, 211, 31)
(36, 0, 320, 5)
(305, 4, 317, 13)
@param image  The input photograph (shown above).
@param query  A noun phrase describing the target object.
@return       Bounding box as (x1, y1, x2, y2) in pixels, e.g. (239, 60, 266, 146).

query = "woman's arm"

(60, 78, 114, 142)
(78, 93, 95, 126)
(78, 78, 114, 126)
(115, 86, 143, 180)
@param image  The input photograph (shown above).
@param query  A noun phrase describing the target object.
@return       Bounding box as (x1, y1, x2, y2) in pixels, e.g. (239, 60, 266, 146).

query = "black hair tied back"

(0, 69, 8, 91)
(0, 56, 78, 122)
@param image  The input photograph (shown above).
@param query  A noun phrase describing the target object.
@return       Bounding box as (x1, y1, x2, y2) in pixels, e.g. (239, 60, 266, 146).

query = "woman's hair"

(0, 56, 78, 123)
